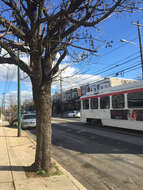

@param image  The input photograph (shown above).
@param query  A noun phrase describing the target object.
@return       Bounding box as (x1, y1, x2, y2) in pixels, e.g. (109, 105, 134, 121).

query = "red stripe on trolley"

(80, 88, 143, 100)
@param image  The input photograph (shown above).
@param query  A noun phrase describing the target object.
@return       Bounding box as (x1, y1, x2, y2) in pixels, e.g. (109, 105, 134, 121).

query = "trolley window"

(83, 100, 89, 109)
(91, 98, 98, 109)
(128, 91, 143, 108)
(112, 94, 124, 108)
(100, 96, 110, 109)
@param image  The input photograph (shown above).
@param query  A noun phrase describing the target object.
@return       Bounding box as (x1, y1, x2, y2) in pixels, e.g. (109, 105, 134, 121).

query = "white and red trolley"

(80, 80, 143, 131)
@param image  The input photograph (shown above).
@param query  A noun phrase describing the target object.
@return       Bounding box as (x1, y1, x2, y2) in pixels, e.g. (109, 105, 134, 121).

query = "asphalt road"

(28, 118, 143, 190)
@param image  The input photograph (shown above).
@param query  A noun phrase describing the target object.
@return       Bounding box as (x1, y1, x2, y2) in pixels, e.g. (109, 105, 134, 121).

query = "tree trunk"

(32, 81, 52, 171)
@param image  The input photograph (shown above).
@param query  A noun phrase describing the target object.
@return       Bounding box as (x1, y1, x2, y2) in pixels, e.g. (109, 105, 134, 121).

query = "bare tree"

(0, 0, 142, 172)
(6, 95, 17, 126)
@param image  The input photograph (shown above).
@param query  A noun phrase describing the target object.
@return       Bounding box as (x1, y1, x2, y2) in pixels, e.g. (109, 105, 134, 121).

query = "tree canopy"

(0, 0, 142, 81)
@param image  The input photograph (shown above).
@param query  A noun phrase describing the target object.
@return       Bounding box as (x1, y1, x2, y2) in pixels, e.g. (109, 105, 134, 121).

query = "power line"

(93, 55, 140, 76)
(67, 54, 140, 86)
(110, 62, 141, 77)
(100, 37, 138, 57)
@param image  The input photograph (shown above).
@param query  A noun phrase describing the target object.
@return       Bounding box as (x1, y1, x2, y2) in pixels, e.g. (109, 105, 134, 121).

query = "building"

(80, 77, 137, 96)
(52, 88, 81, 114)
(62, 88, 81, 112)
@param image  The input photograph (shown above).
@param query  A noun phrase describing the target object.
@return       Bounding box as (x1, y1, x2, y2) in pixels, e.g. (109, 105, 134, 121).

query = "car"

(21, 113, 36, 129)
(67, 111, 80, 118)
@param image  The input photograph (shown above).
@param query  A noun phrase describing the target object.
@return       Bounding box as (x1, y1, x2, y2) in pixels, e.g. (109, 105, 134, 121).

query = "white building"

(80, 77, 137, 96)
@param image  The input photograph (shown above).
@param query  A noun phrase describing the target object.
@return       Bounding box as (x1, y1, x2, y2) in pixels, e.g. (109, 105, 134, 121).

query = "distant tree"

(22, 99, 35, 112)
(0, 106, 2, 119)
(0, 0, 142, 172)
(6, 96, 17, 125)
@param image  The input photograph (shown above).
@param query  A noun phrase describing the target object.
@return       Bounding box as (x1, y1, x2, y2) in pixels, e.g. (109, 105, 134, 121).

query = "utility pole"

(132, 21, 143, 79)
(17, 38, 21, 137)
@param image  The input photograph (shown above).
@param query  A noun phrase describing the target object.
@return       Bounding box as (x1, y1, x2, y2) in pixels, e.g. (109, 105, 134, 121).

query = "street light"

(120, 39, 137, 45)
(120, 21, 143, 79)
(120, 38, 143, 79)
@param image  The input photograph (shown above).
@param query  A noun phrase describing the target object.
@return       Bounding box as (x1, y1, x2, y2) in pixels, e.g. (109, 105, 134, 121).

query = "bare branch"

(48, 48, 67, 78)
(0, 39, 31, 74)
(0, 56, 31, 75)
(2, 38, 30, 53)
(1, 0, 30, 34)
(0, 31, 12, 38)
(0, 15, 25, 40)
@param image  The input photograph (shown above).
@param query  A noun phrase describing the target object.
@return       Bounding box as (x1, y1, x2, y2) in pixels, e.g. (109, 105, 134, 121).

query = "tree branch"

(0, 15, 25, 40)
(48, 48, 67, 78)
(0, 40, 31, 75)
(52, 0, 123, 47)
(0, 56, 31, 75)
(1, 0, 30, 34)
(2, 38, 30, 53)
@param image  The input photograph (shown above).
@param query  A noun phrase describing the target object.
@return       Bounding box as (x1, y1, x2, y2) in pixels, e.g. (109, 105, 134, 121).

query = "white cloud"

(0, 47, 30, 82)
(0, 51, 100, 96)
(0, 64, 17, 81)
(5, 90, 33, 107)
(0, 50, 30, 82)
(52, 63, 101, 91)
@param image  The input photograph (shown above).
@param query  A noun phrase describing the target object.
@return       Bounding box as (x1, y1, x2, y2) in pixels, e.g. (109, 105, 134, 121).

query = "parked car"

(21, 113, 36, 129)
(67, 111, 80, 118)
(11, 113, 36, 129)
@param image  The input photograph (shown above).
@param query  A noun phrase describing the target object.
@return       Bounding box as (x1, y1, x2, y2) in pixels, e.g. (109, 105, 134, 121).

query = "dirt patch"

(24, 162, 63, 178)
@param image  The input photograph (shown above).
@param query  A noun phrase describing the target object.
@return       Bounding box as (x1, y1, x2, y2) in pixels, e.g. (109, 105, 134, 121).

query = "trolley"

(80, 80, 143, 131)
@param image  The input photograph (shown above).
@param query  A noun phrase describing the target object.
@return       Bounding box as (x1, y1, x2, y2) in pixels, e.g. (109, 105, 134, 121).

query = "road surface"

(28, 118, 143, 190)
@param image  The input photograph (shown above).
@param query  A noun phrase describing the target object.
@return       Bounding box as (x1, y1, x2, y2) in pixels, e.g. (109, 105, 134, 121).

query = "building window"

(91, 98, 98, 109)
(100, 96, 110, 109)
(83, 100, 89, 109)
(112, 94, 124, 108)
(128, 91, 143, 108)
(97, 84, 100, 90)
(87, 87, 90, 92)
(74, 94, 77, 98)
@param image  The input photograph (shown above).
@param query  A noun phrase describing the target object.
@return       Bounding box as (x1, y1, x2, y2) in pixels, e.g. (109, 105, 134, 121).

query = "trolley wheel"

(87, 118, 103, 127)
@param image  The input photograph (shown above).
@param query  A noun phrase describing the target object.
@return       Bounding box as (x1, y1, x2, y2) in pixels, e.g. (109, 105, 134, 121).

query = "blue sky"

(0, 7, 143, 106)
(85, 11, 143, 79)
(55, 10, 143, 92)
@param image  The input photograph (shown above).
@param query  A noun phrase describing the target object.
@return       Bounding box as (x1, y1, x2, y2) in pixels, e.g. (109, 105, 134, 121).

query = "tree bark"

(32, 81, 52, 171)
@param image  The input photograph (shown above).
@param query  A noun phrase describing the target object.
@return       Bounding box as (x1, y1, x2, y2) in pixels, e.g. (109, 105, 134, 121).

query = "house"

(80, 77, 137, 96)
(52, 77, 137, 114)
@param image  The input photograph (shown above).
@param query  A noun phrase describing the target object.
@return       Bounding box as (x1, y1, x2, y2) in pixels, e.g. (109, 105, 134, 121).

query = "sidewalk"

(0, 121, 87, 190)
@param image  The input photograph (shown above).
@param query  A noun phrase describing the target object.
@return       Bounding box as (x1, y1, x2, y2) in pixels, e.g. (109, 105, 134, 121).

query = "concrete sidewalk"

(0, 121, 87, 190)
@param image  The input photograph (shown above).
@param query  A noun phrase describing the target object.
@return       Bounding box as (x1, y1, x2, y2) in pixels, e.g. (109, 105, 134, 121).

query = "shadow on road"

(51, 122, 143, 155)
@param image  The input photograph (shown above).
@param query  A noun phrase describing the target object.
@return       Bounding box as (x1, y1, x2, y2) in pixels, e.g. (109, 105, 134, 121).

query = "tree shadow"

(0, 136, 23, 137)
(2, 124, 17, 129)
(0, 165, 24, 171)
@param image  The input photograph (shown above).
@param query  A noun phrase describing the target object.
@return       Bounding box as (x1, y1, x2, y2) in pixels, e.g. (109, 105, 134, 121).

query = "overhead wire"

(59, 33, 140, 89)
(66, 53, 140, 87)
